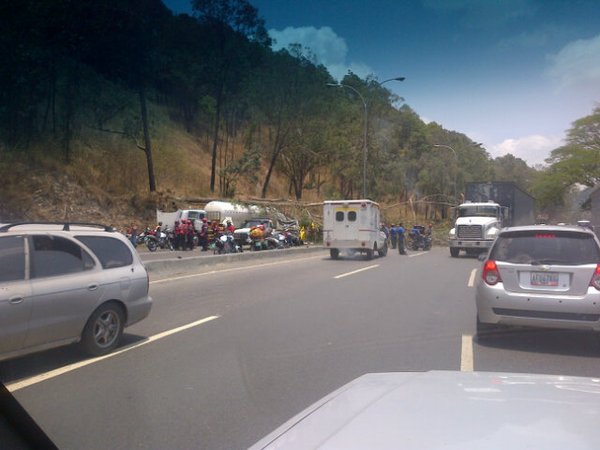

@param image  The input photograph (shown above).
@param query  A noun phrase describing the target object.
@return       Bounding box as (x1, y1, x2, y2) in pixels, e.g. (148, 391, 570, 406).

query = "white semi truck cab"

(448, 201, 507, 257)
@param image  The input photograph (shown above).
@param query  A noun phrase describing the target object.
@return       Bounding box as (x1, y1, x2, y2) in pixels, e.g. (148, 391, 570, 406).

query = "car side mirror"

(477, 253, 487, 261)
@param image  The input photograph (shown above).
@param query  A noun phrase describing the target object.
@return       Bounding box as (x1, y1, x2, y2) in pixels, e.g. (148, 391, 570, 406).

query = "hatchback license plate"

(530, 272, 559, 286)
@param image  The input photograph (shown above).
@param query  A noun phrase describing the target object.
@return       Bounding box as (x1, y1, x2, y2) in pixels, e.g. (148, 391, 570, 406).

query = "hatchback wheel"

(82, 303, 125, 356)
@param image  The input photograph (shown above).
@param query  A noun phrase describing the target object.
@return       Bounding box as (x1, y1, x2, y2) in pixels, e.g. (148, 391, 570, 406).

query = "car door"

(75, 235, 147, 308)
(23, 234, 102, 349)
(0, 235, 32, 355)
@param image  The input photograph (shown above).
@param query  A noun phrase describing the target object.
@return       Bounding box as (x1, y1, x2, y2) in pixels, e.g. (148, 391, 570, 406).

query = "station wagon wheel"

(81, 303, 125, 356)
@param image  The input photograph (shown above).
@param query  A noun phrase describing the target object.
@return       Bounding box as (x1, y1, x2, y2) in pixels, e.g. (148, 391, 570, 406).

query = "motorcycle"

(137, 228, 159, 252)
(274, 232, 289, 248)
(211, 233, 241, 254)
(408, 225, 432, 251)
(158, 228, 174, 251)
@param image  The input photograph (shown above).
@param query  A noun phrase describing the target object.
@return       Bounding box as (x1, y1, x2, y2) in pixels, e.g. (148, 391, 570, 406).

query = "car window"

(491, 231, 600, 265)
(76, 236, 134, 268)
(335, 211, 344, 221)
(0, 236, 25, 283)
(30, 235, 94, 278)
(348, 211, 357, 221)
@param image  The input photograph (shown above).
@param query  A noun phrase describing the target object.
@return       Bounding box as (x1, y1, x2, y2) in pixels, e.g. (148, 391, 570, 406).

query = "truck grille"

(457, 225, 483, 239)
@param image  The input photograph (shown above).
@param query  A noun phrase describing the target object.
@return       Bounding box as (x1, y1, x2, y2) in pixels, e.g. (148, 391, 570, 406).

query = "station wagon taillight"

(482, 260, 502, 286)
(590, 265, 600, 291)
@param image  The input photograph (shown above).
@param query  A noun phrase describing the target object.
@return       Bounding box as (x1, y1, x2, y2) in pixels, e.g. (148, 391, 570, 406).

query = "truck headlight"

(449, 228, 456, 238)
(485, 227, 499, 239)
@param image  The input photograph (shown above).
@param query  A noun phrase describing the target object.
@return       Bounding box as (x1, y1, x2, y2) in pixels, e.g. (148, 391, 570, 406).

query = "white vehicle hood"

(249, 370, 600, 450)
(455, 216, 497, 227)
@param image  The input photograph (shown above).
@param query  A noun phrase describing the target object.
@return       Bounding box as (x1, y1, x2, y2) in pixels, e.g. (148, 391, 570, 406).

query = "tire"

(476, 315, 500, 342)
(330, 248, 339, 259)
(378, 243, 388, 257)
(81, 302, 125, 357)
(450, 247, 460, 257)
(146, 239, 157, 252)
(366, 248, 374, 260)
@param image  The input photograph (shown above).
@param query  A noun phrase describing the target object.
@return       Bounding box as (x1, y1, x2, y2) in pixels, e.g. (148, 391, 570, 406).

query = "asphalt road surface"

(2, 247, 600, 449)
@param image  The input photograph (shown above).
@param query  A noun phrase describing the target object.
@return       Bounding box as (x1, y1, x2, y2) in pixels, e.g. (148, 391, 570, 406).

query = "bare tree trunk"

(139, 86, 156, 192)
(210, 84, 224, 193)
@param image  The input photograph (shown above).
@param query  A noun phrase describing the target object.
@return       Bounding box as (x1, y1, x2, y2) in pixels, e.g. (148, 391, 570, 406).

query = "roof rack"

(0, 222, 116, 233)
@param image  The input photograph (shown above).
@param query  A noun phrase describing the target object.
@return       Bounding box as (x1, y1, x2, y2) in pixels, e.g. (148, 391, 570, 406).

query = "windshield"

(2, 1, 600, 449)
(457, 206, 499, 218)
(241, 220, 267, 228)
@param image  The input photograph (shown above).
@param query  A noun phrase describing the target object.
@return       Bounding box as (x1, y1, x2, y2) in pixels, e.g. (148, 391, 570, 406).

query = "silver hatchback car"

(0, 222, 152, 361)
(476, 225, 600, 337)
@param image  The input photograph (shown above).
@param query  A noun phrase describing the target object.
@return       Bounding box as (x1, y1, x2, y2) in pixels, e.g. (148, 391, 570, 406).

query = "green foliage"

(491, 154, 538, 190)
(532, 106, 600, 215)
(0, 0, 543, 208)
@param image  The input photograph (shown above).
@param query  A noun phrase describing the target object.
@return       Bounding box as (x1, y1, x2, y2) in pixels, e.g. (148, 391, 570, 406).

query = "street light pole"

(433, 144, 458, 204)
(327, 83, 368, 198)
(327, 76, 404, 199)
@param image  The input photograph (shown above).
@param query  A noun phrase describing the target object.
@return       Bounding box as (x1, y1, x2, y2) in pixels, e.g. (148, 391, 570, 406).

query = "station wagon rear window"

(76, 236, 133, 268)
(490, 230, 600, 265)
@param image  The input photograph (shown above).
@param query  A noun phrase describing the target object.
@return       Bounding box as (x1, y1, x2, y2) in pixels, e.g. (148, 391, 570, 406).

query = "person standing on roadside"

(185, 219, 195, 250)
(390, 224, 397, 249)
(175, 220, 185, 250)
(127, 222, 138, 248)
(397, 222, 406, 255)
(199, 218, 209, 251)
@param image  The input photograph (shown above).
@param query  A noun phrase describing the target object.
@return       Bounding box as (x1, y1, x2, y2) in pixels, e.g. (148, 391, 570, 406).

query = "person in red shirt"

(199, 218, 209, 251)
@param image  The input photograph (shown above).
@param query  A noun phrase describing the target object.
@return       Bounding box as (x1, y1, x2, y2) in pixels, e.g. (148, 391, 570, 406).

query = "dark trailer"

(465, 182, 535, 227)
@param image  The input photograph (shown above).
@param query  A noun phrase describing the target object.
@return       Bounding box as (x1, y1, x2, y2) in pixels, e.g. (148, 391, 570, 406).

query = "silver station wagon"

(0, 222, 152, 361)
(476, 225, 600, 337)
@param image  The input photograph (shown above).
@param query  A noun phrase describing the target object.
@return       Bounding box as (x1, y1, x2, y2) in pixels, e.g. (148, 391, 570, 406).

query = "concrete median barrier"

(143, 245, 327, 277)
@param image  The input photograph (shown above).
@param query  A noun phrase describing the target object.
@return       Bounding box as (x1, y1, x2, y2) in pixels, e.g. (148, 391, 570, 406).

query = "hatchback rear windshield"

(490, 230, 600, 265)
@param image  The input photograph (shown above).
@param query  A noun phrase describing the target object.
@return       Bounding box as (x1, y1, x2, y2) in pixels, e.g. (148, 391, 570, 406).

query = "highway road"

(2, 247, 600, 449)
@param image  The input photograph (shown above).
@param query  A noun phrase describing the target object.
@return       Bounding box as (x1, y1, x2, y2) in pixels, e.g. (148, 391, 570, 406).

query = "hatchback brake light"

(590, 265, 600, 291)
(482, 260, 502, 285)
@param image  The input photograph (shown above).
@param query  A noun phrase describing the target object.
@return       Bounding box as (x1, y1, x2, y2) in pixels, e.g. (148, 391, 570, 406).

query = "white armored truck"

(323, 199, 388, 260)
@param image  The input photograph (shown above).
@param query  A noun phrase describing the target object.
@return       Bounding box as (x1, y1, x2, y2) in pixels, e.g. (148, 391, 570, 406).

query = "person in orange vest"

(185, 219, 195, 250)
(174, 220, 185, 251)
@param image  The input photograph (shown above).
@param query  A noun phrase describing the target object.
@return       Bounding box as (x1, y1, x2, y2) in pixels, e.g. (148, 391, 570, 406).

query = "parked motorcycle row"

(133, 224, 303, 254)
(247, 229, 303, 251)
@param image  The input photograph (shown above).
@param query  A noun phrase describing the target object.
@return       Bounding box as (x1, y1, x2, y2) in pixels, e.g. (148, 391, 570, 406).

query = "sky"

(164, 0, 600, 166)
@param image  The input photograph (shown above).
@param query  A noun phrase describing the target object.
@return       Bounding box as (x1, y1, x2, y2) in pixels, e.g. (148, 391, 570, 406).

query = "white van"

(156, 209, 206, 231)
(323, 200, 388, 259)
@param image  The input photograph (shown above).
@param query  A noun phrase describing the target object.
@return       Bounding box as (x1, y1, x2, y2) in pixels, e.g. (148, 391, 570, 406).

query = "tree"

(533, 106, 600, 213)
(491, 154, 537, 190)
(192, 0, 270, 193)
